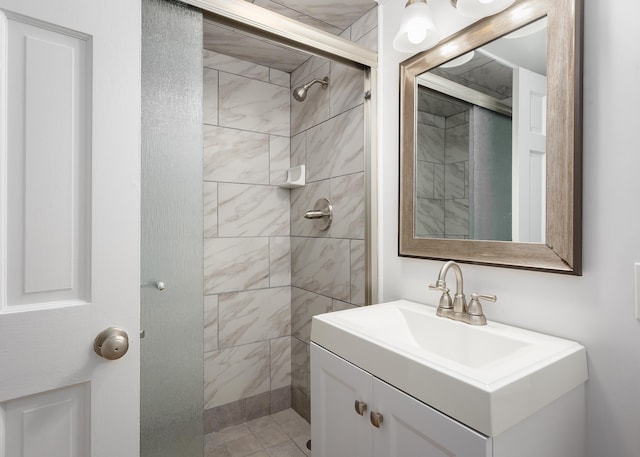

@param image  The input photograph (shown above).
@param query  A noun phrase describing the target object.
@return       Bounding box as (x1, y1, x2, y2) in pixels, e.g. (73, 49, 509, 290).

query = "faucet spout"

(435, 261, 467, 317)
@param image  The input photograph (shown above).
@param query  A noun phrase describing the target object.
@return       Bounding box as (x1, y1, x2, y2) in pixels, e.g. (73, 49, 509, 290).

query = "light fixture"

(450, 0, 516, 18)
(393, 0, 441, 53)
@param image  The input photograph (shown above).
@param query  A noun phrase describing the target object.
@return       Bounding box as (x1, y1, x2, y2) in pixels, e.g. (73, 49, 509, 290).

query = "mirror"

(399, 0, 582, 274)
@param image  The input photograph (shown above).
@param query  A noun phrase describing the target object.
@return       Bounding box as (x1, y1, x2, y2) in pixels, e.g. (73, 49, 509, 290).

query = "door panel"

(0, 0, 140, 455)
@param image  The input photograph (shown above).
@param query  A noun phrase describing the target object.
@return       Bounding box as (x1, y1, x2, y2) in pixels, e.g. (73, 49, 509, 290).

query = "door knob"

(94, 327, 129, 360)
(354, 400, 368, 416)
(370, 411, 384, 428)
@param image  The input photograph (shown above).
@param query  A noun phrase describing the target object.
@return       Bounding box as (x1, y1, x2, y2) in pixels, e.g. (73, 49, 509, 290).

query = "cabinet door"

(311, 343, 373, 457)
(372, 378, 492, 457)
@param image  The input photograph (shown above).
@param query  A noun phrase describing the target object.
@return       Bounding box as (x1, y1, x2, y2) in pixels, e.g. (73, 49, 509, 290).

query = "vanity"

(310, 300, 587, 457)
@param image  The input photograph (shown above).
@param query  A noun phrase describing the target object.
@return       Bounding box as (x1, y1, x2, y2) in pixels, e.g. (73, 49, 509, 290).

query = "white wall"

(375, 1, 640, 456)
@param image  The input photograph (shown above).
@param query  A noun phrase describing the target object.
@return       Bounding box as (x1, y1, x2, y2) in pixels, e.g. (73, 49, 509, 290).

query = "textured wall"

(202, 49, 293, 432)
(289, 6, 378, 421)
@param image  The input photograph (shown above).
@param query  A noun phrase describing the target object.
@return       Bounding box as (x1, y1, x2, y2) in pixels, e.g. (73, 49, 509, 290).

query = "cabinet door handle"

(370, 411, 384, 428)
(354, 400, 368, 416)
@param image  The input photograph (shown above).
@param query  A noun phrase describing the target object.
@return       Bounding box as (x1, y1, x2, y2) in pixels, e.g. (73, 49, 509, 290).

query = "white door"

(311, 343, 373, 457)
(0, 0, 140, 456)
(372, 378, 491, 457)
(512, 66, 547, 243)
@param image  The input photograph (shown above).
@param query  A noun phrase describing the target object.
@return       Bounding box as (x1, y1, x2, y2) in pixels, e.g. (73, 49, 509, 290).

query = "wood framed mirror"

(399, 0, 582, 274)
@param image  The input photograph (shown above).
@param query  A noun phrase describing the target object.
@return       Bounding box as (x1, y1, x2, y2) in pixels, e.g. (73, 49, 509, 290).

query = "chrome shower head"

(292, 76, 329, 102)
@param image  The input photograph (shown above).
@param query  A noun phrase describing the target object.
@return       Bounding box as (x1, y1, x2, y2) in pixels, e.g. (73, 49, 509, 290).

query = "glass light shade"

(455, 0, 516, 18)
(393, 0, 441, 53)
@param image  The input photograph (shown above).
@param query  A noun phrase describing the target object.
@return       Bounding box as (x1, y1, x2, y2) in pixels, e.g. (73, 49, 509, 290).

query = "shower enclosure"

(141, 0, 378, 455)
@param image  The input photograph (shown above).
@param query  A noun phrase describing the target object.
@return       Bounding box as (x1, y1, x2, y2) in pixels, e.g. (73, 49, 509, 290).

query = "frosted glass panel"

(141, 1, 204, 456)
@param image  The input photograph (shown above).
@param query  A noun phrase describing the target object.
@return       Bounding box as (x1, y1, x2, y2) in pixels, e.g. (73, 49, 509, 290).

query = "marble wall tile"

(218, 287, 291, 348)
(445, 123, 470, 164)
(418, 111, 446, 128)
(355, 27, 378, 52)
(416, 161, 434, 199)
(351, 7, 378, 43)
(350, 240, 365, 306)
(290, 133, 306, 168)
(333, 299, 357, 312)
(271, 337, 292, 390)
(306, 106, 364, 182)
(291, 55, 330, 89)
(204, 294, 219, 353)
(203, 68, 219, 125)
(291, 237, 350, 302)
(219, 72, 290, 136)
(252, 0, 343, 36)
(446, 111, 468, 129)
(330, 173, 365, 239)
(291, 61, 331, 136)
(269, 68, 290, 87)
(204, 341, 270, 409)
(444, 198, 470, 236)
(290, 179, 331, 237)
(203, 49, 269, 82)
(204, 237, 269, 294)
(444, 162, 466, 199)
(204, 182, 218, 238)
(291, 287, 332, 343)
(415, 198, 444, 238)
(271, 0, 375, 31)
(434, 163, 445, 199)
(270, 237, 291, 287)
(330, 61, 363, 117)
(218, 183, 290, 237)
(291, 338, 309, 395)
(270, 136, 290, 185)
(417, 123, 445, 163)
(204, 125, 269, 184)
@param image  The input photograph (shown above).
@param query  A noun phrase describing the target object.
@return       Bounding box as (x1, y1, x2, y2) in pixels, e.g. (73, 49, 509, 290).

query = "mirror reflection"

(414, 17, 547, 242)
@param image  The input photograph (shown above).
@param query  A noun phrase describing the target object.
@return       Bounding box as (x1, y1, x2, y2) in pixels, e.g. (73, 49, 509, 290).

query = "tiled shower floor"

(205, 409, 311, 457)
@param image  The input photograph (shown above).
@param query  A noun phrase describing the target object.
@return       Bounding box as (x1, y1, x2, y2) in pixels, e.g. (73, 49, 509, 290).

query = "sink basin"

(311, 300, 587, 436)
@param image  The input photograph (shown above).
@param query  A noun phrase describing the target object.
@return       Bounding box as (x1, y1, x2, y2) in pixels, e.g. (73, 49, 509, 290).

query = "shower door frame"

(181, 0, 380, 304)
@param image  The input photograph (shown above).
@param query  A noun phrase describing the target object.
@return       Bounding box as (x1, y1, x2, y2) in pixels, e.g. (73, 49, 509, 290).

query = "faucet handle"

(465, 293, 497, 326)
(429, 281, 454, 318)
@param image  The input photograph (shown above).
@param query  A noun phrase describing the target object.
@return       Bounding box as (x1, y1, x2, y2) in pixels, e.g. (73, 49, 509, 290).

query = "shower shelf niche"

(278, 165, 305, 188)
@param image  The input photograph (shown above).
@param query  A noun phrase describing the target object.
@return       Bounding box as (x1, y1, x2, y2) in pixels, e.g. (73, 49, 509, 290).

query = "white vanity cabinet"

(311, 343, 491, 457)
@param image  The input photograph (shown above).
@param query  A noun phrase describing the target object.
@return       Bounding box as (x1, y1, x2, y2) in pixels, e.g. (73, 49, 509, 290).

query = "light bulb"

(408, 27, 427, 44)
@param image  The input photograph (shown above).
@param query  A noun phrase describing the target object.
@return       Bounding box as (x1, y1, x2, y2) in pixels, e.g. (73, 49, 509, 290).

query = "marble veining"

(204, 237, 269, 294)
(291, 287, 332, 343)
(350, 240, 365, 306)
(204, 295, 219, 353)
(290, 61, 331, 136)
(268, 0, 376, 31)
(351, 6, 378, 43)
(415, 198, 445, 238)
(270, 337, 292, 390)
(204, 182, 218, 238)
(203, 68, 219, 125)
(204, 125, 270, 184)
(330, 173, 365, 239)
(270, 136, 291, 185)
(291, 237, 350, 302)
(218, 287, 291, 348)
(444, 198, 470, 237)
(204, 49, 270, 83)
(253, 0, 342, 35)
(269, 237, 291, 288)
(290, 180, 331, 238)
(330, 61, 363, 117)
(219, 72, 290, 136)
(204, 342, 271, 409)
(416, 161, 435, 199)
(306, 106, 364, 182)
(218, 183, 290, 237)
(417, 123, 445, 163)
(444, 162, 466, 199)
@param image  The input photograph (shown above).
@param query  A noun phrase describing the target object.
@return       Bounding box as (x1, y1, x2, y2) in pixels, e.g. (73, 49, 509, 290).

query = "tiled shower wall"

(416, 109, 470, 239)
(289, 7, 378, 421)
(202, 50, 293, 432)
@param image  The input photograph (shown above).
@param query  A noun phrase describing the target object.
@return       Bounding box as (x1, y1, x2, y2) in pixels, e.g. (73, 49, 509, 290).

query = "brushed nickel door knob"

(94, 327, 129, 360)
(370, 411, 383, 428)
(354, 400, 368, 416)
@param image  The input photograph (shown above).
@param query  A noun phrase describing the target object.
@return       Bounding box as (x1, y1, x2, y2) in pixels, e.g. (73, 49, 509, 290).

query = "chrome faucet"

(429, 261, 497, 326)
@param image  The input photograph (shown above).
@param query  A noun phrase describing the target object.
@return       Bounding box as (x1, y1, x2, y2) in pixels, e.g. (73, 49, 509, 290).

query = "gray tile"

(445, 123, 469, 163)
(204, 49, 270, 82)
(218, 287, 291, 348)
(330, 173, 365, 239)
(329, 61, 363, 117)
(290, 387, 310, 424)
(220, 423, 253, 443)
(291, 61, 331, 136)
(226, 434, 264, 457)
(218, 183, 290, 237)
(355, 26, 377, 52)
(444, 162, 466, 199)
(417, 123, 445, 163)
(269, 237, 291, 287)
(204, 182, 218, 237)
(290, 339, 309, 395)
(290, 133, 305, 168)
(269, 68, 290, 87)
(204, 68, 219, 125)
(415, 198, 444, 238)
(252, 0, 343, 36)
(416, 160, 435, 199)
(444, 198, 470, 236)
(265, 441, 306, 457)
(350, 240, 365, 306)
(219, 72, 290, 136)
(291, 288, 332, 343)
(204, 237, 269, 294)
(270, 136, 291, 185)
(204, 295, 219, 353)
(204, 125, 269, 184)
(351, 6, 378, 43)
(268, 0, 375, 31)
(253, 423, 290, 448)
(332, 299, 357, 312)
(270, 386, 292, 414)
(204, 342, 271, 409)
(271, 337, 292, 390)
(306, 106, 364, 182)
(291, 237, 351, 302)
(290, 180, 331, 237)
